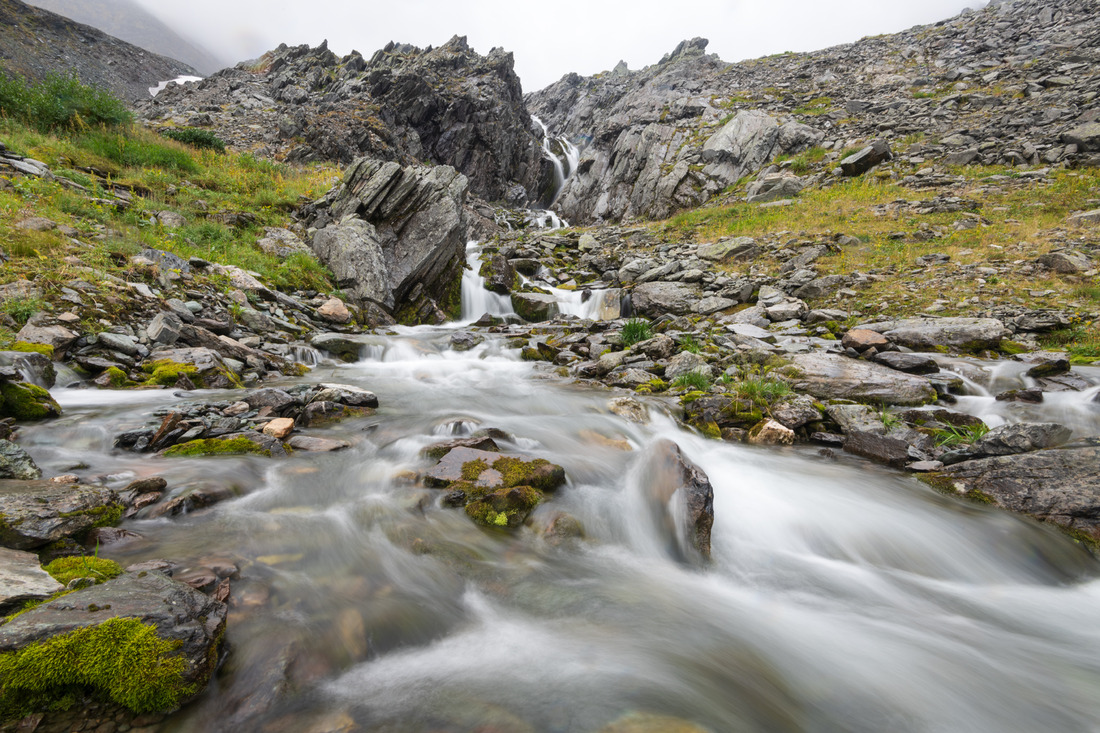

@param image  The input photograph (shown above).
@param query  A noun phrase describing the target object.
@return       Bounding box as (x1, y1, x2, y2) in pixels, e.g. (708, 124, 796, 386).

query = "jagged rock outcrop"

(0, 0, 196, 101)
(303, 158, 468, 325)
(138, 36, 554, 203)
(528, 0, 1100, 223)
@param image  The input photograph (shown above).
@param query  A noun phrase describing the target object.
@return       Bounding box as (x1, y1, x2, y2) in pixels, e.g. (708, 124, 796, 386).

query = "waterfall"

(531, 116, 580, 228)
(460, 241, 516, 323)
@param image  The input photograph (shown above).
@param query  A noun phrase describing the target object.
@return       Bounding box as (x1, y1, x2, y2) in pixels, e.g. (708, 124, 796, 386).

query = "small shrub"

(160, 128, 227, 153)
(621, 318, 653, 347)
(0, 296, 45, 325)
(0, 71, 131, 131)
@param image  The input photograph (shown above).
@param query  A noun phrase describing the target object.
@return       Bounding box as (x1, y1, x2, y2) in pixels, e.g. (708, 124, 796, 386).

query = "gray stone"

(971, 423, 1073, 457)
(256, 227, 311, 258)
(931, 447, 1100, 541)
(0, 351, 56, 388)
(786, 352, 937, 406)
(844, 430, 912, 468)
(0, 441, 42, 480)
(746, 174, 804, 203)
(694, 296, 737, 315)
(0, 480, 121, 550)
(1038, 250, 1091, 274)
(97, 332, 140, 357)
(0, 547, 63, 613)
(148, 312, 183, 345)
(14, 324, 77, 355)
(312, 383, 379, 408)
(665, 352, 712, 380)
(1068, 209, 1100, 226)
(697, 237, 760, 263)
(873, 351, 940, 374)
(286, 435, 351, 452)
(511, 292, 560, 322)
(826, 403, 886, 435)
(631, 282, 701, 317)
(854, 317, 1008, 351)
(1062, 122, 1100, 152)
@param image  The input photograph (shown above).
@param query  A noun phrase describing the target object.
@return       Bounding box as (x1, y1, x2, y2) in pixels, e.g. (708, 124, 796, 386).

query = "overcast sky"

(135, 0, 988, 92)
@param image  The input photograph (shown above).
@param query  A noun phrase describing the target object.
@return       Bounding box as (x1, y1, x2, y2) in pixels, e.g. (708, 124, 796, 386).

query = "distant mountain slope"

(25, 0, 228, 75)
(0, 0, 197, 102)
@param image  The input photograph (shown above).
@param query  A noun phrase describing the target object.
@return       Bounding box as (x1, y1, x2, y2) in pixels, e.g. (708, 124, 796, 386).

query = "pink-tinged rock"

(318, 297, 352, 324)
(262, 418, 295, 439)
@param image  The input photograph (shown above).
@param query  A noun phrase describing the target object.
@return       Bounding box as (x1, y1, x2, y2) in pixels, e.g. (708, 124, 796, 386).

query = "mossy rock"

(465, 486, 542, 528)
(0, 382, 62, 421)
(163, 435, 274, 458)
(141, 360, 201, 387)
(11, 342, 54, 358)
(43, 556, 124, 586)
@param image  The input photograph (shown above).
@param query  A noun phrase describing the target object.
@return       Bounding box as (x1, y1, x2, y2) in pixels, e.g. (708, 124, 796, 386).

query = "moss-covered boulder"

(0, 350, 56, 388)
(0, 382, 62, 421)
(0, 571, 226, 721)
(0, 481, 123, 551)
(465, 486, 543, 528)
(162, 432, 288, 458)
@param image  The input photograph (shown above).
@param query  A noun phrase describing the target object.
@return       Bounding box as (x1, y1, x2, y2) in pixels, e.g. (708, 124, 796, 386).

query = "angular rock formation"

(305, 158, 468, 325)
(637, 439, 715, 564)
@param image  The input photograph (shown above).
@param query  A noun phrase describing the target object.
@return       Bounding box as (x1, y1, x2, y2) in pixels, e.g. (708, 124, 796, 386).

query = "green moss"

(58, 502, 124, 532)
(998, 340, 1028, 355)
(163, 436, 271, 457)
(103, 367, 136, 388)
(0, 617, 193, 719)
(10, 342, 54, 358)
(43, 556, 124, 586)
(464, 486, 543, 529)
(491, 456, 565, 492)
(0, 382, 61, 420)
(461, 458, 490, 481)
(679, 390, 708, 405)
(141, 360, 200, 387)
(698, 420, 722, 440)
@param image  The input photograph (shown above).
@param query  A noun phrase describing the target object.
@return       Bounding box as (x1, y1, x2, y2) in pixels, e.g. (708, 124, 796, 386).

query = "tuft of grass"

(621, 318, 653, 347)
(671, 371, 711, 391)
(0, 295, 45, 325)
(679, 334, 701, 354)
(934, 422, 990, 447)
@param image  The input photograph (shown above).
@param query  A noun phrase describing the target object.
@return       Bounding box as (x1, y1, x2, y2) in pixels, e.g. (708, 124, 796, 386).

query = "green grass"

(934, 423, 991, 447)
(621, 318, 653, 347)
(160, 128, 227, 153)
(671, 371, 711, 391)
(0, 295, 44, 325)
(679, 334, 701, 354)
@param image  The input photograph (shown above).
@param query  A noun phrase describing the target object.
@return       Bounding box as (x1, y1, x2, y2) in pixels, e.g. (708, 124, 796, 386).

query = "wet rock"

(825, 403, 885, 435)
(425, 447, 565, 493)
(0, 350, 56, 388)
(747, 419, 795, 446)
(0, 440, 42, 480)
(299, 401, 369, 427)
(637, 439, 714, 563)
(608, 397, 649, 424)
(929, 446, 1100, 541)
(511, 292, 560, 322)
(0, 546, 63, 613)
(465, 486, 542, 528)
(996, 388, 1044, 404)
(13, 324, 77, 356)
(844, 431, 913, 468)
(1017, 352, 1070, 378)
(311, 383, 379, 408)
(0, 480, 122, 550)
(785, 352, 937, 406)
(873, 351, 940, 374)
(536, 511, 585, 546)
(262, 418, 296, 439)
(84, 526, 142, 547)
(855, 317, 1008, 352)
(480, 253, 518, 294)
(243, 388, 300, 414)
(598, 711, 713, 733)
(0, 571, 226, 708)
(970, 423, 1073, 457)
(422, 436, 501, 460)
(285, 435, 351, 452)
(770, 395, 822, 430)
(450, 331, 484, 351)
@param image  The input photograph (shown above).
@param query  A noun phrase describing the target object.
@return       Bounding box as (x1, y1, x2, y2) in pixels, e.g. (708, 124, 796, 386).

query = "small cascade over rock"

(530, 116, 580, 228)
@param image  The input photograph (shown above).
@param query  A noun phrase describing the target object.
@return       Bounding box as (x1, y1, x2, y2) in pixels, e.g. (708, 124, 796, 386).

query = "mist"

(135, 0, 989, 92)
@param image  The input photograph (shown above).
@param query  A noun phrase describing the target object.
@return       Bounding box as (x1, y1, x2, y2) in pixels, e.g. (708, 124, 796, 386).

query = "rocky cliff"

(0, 0, 197, 102)
(528, 0, 1100, 223)
(139, 36, 555, 205)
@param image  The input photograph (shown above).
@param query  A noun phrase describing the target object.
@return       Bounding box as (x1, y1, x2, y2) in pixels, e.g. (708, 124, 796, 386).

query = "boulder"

(929, 447, 1100, 541)
(0, 547, 63, 613)
(636, 440, 714, 563)
(480, 254, 518, 294)
(747, 419, 795, 446)
(14, 324, 77, 355)
(854, 317, 1008, 351)
(147, 312, 183, 345)
(844, 430, 913, 468)
(839, 140, 892, 176)
(317, 297, 353, 324)
(665, 352, 711, 381)
(697, 237, 759, 263)
(309, 159, 468, 324)
(0, 382, 61, 421)
(1062, 122, 1100, 151)
(311, 384, 379, 408)
(746, 174, 804, 203)
(841, 328, 889, 351)
(1038, 250, 1092, 274)
(0, 350, 56, 388)
(873, 351, 940, 374)
(310, 333, 377, 361)
(970, 423, 1073, 457)
(0, 440, 42, 480)
(631, 282, 701, 317)
(511, 292, 560, 322)
(256, 227, 311, 258)
(0, 480, 122, 550)
(424, 447, 565, 493)
(785, 352, 937, 406)
(0, 571, 226, 713)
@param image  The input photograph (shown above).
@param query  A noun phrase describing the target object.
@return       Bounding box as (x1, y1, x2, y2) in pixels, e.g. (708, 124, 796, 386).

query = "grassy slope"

(657, 161, 1100, 362)
(0, 116, 341, 345)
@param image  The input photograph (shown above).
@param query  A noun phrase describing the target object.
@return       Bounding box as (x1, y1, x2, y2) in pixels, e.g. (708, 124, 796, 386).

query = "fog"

(134, 0, 989, 92)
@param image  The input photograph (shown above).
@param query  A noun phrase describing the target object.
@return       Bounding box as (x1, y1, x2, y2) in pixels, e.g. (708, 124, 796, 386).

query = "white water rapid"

(15, 274, 1100, 732)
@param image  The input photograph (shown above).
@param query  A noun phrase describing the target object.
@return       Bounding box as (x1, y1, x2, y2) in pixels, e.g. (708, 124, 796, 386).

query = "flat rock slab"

(930, 446, 1100, 541)
(0, 571, 226, 690)
(0, 546, 63, 613)
(286, 436, 351, 452)
(855, 317, 1008, 351)
(424, 447, 565, 492)
(786, 352, 937, 406)
(0, 480, 122, 550)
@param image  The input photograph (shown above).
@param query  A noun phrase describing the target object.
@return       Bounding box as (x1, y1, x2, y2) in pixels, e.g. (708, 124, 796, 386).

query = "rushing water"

(15, 273, 1100, 732)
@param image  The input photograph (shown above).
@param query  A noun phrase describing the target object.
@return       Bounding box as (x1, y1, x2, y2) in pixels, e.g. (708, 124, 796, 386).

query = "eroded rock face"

(930, 447, 1100, 541)
(306, 159, 468, 325)
(636, 439, 714, 564)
